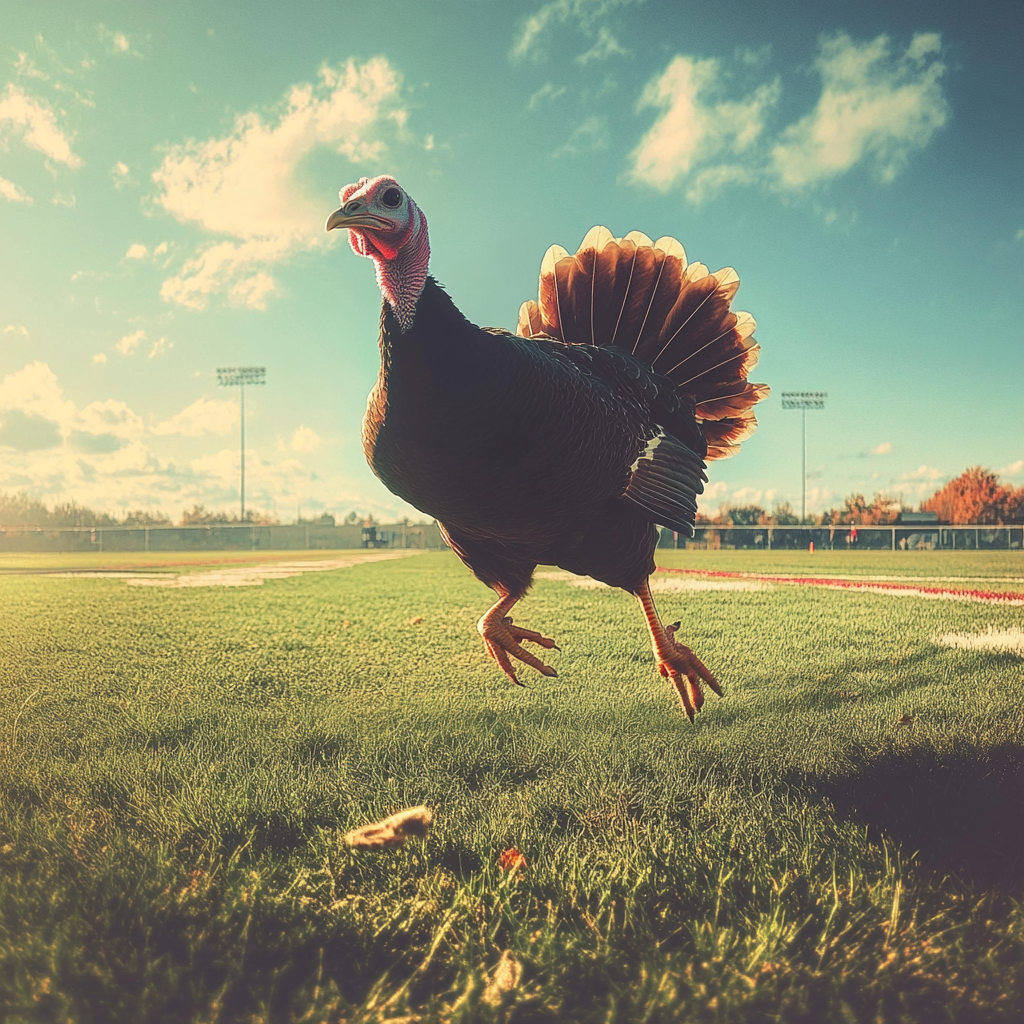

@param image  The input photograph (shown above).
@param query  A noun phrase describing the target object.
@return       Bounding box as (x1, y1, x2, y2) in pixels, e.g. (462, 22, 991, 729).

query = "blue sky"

(1, 0, 1022, 522)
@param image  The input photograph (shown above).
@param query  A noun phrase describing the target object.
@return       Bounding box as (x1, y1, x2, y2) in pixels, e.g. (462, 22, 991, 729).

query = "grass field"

(2, 548, 1024, 1022)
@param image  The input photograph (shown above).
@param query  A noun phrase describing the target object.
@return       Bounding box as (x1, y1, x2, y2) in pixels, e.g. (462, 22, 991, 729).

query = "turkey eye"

(381, 187, 403, 209)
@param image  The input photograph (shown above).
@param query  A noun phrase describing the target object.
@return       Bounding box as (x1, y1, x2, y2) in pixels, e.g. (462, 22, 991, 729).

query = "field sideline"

(2, 548, 1023, 1022)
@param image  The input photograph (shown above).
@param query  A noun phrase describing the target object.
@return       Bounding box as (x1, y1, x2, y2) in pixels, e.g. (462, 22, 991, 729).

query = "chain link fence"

(659, 524, 1024, 551)
(0, 521, 445, 553)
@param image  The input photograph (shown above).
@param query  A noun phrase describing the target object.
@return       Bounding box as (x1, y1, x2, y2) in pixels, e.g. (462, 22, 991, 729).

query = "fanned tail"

(517, 227, 768, 460)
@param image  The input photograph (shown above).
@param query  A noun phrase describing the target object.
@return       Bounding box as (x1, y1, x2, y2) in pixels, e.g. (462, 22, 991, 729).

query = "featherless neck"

(375, 203, 430, 332)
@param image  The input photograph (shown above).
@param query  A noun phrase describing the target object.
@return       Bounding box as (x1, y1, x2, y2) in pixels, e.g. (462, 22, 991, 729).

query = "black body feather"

(363, 277, 706, 596)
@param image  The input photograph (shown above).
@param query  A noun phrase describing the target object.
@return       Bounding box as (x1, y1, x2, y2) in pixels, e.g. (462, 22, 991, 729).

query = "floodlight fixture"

(781, 391, 827, 522)
(216, 366, 266, 521)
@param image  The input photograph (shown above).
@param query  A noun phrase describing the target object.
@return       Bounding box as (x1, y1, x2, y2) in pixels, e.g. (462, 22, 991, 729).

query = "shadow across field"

(804, 740, 1024, 893)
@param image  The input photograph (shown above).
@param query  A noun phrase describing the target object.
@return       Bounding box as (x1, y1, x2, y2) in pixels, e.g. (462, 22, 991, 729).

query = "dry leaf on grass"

(482, 950, 523, 1006)
(498, 847, 527, 872)
(344, 806, 432, 850)
(410, 616, 424, 624)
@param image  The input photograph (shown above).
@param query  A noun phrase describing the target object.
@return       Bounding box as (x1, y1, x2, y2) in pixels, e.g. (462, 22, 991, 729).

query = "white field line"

(804, 582, 1024, 605)
(119, 551, 421, 588)
(934, 627, 1024, 656)
(534, 570, 769, 592)
(49, 571, 168, 579)
(704, 572, 1024, 585)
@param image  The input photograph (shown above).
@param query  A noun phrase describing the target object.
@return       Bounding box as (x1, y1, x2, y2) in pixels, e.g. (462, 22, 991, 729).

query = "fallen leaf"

(344, 806, 432, 850)
(482, 950, 523, 1006)
(410, 616, 424, 625)
(498, 847, 527, 872)
(897, 714, 915, 726)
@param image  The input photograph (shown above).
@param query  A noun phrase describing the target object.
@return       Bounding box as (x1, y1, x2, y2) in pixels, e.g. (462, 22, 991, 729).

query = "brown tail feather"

(517, 227, 768, 460)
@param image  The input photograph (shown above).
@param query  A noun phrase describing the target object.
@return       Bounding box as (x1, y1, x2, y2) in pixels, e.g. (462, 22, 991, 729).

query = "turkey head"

(326, 175, 430, 330)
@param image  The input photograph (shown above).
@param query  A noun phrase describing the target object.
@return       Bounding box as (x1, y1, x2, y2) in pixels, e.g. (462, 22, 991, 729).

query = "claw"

(657, 640, 719, 720)
(478, 606, 559, 686)
(636, 579, 721, 720)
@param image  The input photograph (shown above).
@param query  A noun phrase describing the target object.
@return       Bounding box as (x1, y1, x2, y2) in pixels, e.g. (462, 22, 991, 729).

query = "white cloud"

(729, 487, 768, 505)
(3, 324, 29, 338)
(1015, 229, 1024, 243)
(92, 353, 107, 364)
(511, 0, 640, 62)
(116, 329, 145, 356)
(630, 32, 946, 203)
(153, 57, 403, 310)
(577, 26, 629, 64)
(159, 239, 282, 311)
(151, 396, 238, 437)
(870, 441, 893, 455)
(629, 55, 779, 200)
(290, 425, 321, 453)
(900, 464, 944, 482)
(737, 45, 772, 69)
(51, 192, 75, 207)
(527, 82, 567, 110)
(772, 33, 947, 189)
(98, 25, 136, 56)
(0, 361, 76, 432)
(0, 83, 81, 168)
(111, 161, 134, 189)
(696, 480, 729, 511)
(77, 398, 144, 440)
(125, 243, 148, 260)
(153, 241, 168, 256)
(554, 116, 610, 157)
(147, 337, 171, 359)
(0, 175, 33, 203)
(14, 52, 49, 81)
(0, 362, 393, 520)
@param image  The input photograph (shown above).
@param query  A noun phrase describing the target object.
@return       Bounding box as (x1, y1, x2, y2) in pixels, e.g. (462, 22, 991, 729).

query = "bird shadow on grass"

(800, 739, 1024, 894)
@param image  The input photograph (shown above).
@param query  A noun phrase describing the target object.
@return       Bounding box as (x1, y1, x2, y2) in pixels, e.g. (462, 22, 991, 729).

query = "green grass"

(2, 549, 1024, 1022)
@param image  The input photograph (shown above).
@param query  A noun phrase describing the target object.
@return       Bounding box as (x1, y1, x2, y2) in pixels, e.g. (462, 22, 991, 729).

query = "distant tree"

(180, 505, 280, 526)
(240, 509, 280, 525)
(723, 504, 766, 526)
(123, 509, 171, 526)
(922, 467, 1014, 524)
(1006, 487, 1024, 524)
(49, 500, 118, 527)
(344, 511, 360, 525)
(0, 491, 51, 526)
(769, 502, 800, 525)
(180, 505, 231, 526)
(836, 493, 905, 526)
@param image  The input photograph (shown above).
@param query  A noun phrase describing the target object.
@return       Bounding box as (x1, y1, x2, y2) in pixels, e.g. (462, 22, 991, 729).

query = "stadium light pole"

(781, 391, 827, 522)
(216, 366, 266, 521)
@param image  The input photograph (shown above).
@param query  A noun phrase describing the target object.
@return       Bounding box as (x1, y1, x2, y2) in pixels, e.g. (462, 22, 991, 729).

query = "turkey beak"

(326, 202, 387, 232)
(325, 207, 352, 232)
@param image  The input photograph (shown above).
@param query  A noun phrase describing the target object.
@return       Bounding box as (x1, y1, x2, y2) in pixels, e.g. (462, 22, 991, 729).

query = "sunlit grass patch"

(1, 550, 1023, 1021)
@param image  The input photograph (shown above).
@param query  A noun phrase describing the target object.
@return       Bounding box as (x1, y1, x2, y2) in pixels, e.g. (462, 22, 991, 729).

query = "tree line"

(0, 493, 288, 529)
(2, 465, 1022, 529)
(704, 466, 1024, 527)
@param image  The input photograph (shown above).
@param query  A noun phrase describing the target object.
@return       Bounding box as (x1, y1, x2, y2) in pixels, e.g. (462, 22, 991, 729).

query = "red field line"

(654, 567, 1024, 606)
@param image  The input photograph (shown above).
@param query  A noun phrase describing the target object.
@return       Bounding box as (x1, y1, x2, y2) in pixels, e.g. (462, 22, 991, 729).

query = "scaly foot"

(478, 611, 558, 687)
(658, 621, 722, 721)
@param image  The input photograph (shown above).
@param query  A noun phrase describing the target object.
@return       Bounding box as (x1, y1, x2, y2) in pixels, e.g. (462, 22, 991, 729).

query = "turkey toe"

(478, 614, 558, 683)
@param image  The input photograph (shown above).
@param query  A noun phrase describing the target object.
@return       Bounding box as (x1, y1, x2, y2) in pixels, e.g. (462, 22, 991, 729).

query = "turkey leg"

(478, 589, 559, 687)
(634, 578, 722, 720)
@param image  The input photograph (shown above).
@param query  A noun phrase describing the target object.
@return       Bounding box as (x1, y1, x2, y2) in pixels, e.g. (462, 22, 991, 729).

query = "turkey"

(326, 175, 767, 719)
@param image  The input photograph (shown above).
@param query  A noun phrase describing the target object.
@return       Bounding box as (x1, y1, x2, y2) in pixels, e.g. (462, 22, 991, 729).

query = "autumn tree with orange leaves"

(922, 466, 1024, 524)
